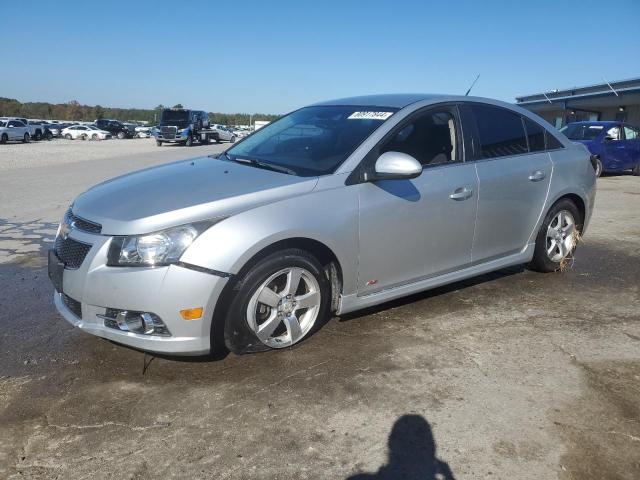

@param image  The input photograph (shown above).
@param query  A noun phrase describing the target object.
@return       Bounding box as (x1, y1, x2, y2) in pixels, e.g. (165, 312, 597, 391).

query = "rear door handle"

(528, 170, 546, 182)
(449, 187, 473, 201)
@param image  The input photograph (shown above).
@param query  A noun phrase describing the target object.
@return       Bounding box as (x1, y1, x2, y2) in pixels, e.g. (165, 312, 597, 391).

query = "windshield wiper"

(219, 153, 297, 176)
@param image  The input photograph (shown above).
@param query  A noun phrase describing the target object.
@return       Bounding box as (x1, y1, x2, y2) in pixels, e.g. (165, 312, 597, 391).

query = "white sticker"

(588, 126, 604, 129)
(348, 111, 394, 120)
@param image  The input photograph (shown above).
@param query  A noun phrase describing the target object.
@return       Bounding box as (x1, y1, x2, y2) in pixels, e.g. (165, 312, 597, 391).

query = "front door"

(466, 104, 553, 262)
(357, 105, 478, 295)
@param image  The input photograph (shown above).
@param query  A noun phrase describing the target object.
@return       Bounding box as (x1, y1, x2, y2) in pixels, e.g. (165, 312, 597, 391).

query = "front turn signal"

(180, 307, 203, 320)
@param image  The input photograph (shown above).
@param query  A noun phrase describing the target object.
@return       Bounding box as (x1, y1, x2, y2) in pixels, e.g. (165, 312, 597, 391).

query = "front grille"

(54, 236, 91, 269)
(62, 294, 82, 318)
(65, 209, 102, 234)
(161, 126, 177, 139)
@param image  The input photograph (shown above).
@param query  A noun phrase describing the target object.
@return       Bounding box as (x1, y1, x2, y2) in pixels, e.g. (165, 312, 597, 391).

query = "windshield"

(226, 105, 397, 176)
(161, 110, 190, 125)
(0, 121, 6, 127)
(560, 123, 604, 140)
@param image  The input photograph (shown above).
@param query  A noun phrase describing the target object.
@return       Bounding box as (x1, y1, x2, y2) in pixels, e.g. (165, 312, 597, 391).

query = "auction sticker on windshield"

(348, 111, 394, 120)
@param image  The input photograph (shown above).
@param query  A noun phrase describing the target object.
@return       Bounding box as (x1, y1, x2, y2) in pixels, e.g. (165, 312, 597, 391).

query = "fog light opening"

(99, 309, 171, 336)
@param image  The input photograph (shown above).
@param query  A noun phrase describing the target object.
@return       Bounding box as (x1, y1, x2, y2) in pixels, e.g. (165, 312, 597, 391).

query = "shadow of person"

(347, 414, 455, 480)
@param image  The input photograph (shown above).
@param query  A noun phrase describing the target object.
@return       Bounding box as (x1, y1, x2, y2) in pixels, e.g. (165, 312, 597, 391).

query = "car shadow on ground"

(347, 414, 456, 480)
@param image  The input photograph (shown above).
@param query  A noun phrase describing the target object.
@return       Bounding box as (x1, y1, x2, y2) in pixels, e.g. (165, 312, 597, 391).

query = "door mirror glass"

(372, 151, 422, 180)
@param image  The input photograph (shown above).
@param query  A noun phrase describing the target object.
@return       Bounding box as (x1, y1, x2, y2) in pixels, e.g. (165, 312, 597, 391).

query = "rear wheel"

(45, 131, 53, 140)
(117, 131, 126, 139)
(64, 133, 72, 140)
(213, 134, 220, 144)
(230, 135, 236, 143)
(80, 133, 87, 141)
(529, 199, 581, 273)
(223, 249, 331, 354)
(91, 133, 98, 140)
(35, 130, 42, 141)
(156, 140, 162, 147)
(23, 133, 30, 143)
(633, 162, 640, 176)
(1, 133, 7, 144)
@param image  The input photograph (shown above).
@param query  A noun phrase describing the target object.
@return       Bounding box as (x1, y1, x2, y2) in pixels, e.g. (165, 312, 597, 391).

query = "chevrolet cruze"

(49, 94, 596, 355)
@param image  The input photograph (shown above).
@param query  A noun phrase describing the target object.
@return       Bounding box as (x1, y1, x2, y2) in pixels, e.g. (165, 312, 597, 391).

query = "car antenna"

(465, 74, 480, 96)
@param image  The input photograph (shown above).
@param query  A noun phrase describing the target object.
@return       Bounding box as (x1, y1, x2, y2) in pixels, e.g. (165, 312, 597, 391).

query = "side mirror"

(370, 151, 422, 181)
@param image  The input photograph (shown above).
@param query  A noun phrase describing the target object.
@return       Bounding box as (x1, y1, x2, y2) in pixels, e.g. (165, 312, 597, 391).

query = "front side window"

(381, 109, 458, 166)
(226, 105, 397, 176)
(470, 105, 528, 158)
(606, 126, 622, 141)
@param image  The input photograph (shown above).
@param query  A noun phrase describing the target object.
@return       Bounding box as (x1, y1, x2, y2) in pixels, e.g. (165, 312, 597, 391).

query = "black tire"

(222, 249, 331, 354)
(156, 140, 163, 147)
(80, 133, 87, 141)
(230, 135, 236, 143)
(632, 162, 640, 176)
(529, 198, 582, 273)
(23, 133, 30, 143)
(91, 133, 98, 140)
(594, 157, 603, 177)
(201, 135, 210, 145)
(64, 133, 72, 140)
(185, 135, 193, 147)
(45, 131, 53, 141)
(117, 131, 126, 139)
(213, 134, 220, 144)
(35, 130, 42, 141)
(1, 133, 7, 144)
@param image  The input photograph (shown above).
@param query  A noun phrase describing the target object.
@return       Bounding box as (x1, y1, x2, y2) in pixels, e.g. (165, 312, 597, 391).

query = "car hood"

(73, 156, 318, 235)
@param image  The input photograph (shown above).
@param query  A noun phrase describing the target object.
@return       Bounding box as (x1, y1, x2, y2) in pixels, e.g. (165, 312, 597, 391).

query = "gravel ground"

(0, 143, 638, 479)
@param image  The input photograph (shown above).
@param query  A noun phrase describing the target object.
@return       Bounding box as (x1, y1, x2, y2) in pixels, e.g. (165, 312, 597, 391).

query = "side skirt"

(337, 244, 535, 315)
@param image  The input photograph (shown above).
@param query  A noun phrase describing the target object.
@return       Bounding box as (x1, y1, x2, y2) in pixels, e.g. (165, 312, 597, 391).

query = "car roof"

(313, 93, 447, 108)
(568, 121, 619, 126)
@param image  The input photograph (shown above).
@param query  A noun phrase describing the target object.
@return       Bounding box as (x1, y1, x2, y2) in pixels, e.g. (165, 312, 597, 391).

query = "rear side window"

(523, 117, 545, 152)
(470, 105, 528, 158)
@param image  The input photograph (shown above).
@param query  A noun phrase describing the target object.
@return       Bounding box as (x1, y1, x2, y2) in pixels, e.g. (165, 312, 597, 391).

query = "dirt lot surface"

(0, 141, 638, 479)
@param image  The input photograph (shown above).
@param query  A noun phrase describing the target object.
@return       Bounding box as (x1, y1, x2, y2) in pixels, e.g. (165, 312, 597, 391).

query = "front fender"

(180, 182, 360, 294)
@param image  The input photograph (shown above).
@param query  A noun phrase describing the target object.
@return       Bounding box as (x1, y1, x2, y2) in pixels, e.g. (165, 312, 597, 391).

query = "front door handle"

(449, 187, 473, 201)
(528, 170, 546, 182)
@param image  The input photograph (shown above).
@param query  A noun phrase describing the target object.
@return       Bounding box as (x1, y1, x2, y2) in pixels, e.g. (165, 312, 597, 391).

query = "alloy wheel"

(246, 267, 321, 348)
(546, 210, 576, 262)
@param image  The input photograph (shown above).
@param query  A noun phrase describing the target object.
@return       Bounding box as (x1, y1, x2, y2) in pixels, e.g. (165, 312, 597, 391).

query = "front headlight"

(107, 221, 216, 267)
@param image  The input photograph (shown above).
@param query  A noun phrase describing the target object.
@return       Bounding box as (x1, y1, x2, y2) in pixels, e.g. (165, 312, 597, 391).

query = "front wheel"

(1, 133, 7, 144)
(223, 249, 331, 354)
(594, 157, 603, 177)
(35, 130, 42, 141)
(91, 133, 98, 140)
(529, 199, 581, 273)
(45, 131, 53, 140)
(23, 133, 31, 143)
(632, 162, 640, 176)
(156, 140, 162, 147)
(117, 131, 126, 139)
(230, 135, 236, 143)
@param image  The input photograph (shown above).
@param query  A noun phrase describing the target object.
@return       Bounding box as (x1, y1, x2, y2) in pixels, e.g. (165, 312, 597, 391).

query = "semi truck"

(155, 108, 220, 146)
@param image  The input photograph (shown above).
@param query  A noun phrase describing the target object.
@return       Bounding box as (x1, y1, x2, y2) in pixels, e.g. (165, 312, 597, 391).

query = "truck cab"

(156, 109, 210, 147)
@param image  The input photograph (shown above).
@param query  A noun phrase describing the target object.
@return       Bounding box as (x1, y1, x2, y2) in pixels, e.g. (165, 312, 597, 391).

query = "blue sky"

(1, 0, 639, 113)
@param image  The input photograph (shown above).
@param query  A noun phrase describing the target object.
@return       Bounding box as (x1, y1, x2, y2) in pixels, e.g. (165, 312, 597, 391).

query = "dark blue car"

(560, 121, 640, 177)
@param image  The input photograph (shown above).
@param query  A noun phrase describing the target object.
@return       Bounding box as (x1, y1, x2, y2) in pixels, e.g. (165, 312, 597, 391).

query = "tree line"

(0, 98, 280, 126)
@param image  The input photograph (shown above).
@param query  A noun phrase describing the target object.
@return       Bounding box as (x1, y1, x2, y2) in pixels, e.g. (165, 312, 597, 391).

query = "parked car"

(49, 94, 595, 356)
(26, 120, 46, 140)
(94, 119, 132, 139)
(211, 124, 236, 143)
(0, 119, 31, 143)
(560, 121, 640, 176)
(45, 123, 68, 137)
(62, 125, 112, 140)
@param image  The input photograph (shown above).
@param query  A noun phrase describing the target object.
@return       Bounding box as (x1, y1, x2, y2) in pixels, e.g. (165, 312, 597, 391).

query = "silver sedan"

(49, 94, 596, 355)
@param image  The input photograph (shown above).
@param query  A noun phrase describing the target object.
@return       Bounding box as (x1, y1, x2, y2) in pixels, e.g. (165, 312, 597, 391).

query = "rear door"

(464, 104, 553, 262)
